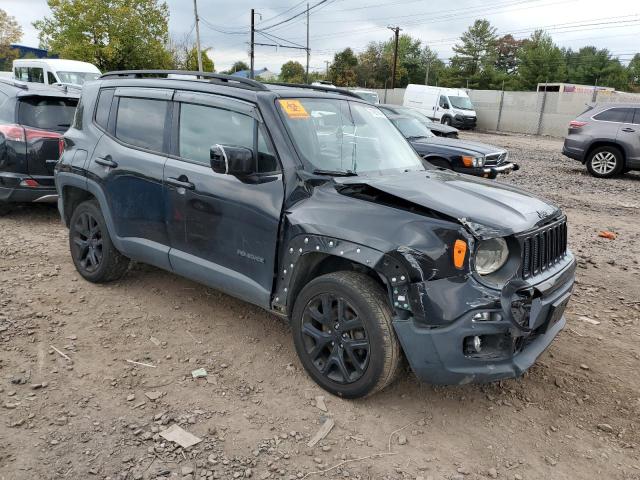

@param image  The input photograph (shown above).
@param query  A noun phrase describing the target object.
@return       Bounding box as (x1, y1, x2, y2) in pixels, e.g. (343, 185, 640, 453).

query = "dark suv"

(55, 71, 576, 398)
(0, 79, 79, 214)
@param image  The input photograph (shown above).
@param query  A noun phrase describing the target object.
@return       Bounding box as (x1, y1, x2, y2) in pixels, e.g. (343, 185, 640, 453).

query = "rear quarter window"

(18, 96, 78, 132)
(593, 108, 631, 123)
(94, 88, 115, 130)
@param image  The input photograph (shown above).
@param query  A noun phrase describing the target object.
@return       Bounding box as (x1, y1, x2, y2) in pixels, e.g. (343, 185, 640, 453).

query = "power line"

(257, 0, 330, 32)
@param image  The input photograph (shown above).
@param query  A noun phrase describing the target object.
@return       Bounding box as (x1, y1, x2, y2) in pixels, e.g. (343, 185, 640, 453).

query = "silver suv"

(563, 103, 640, 178)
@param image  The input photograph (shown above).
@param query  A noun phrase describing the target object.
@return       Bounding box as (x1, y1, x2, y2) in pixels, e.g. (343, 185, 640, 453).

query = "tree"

(356, 42, 388, 88)
(446, 19, 499, 88)
(628, 54, 640, 92)
(33, 0, 173, 71)
(564, 46, 627, 90)
(280, 60, 305, 84)
(515, 30, 566, 90)
(224, 61, 249, 74)
(329, 48, 358, 86)
(0, 9, 22, 71)
(495, 34, 524, 74)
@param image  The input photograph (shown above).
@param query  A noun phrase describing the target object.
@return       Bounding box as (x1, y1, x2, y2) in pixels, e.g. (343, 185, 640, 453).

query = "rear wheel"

(442, 116, 452, 126)
(586, 146, 624, 178)
(291, 271, 401, 398)
(69, 199, 130, 283)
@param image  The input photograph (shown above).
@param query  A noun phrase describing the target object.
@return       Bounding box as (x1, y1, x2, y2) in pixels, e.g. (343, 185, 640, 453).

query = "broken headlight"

(475, 238, 509, 275)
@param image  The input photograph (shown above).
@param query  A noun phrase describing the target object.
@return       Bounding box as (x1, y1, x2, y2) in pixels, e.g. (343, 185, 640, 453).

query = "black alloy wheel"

(300, 293, 370, 384)
(71, 211, 103, 273)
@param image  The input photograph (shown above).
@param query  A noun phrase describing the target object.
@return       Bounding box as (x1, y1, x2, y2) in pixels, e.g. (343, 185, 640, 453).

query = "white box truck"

(403, 85, 477, 129)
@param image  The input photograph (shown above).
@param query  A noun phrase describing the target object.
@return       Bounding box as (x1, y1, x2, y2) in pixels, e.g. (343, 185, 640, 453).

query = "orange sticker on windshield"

(278, 99, 309, 119)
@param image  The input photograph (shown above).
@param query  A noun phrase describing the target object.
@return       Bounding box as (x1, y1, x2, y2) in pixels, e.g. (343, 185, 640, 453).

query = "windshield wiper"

(312, 169, 357, 177)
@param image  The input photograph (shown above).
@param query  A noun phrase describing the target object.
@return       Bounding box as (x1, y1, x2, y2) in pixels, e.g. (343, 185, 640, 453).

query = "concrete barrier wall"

(366, 87, 640, 137)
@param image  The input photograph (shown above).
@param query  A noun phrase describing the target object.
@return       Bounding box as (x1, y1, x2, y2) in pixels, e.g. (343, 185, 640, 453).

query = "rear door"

(164, 91, 284, 307)
(17, 95, 77, 179)
(86, 86, 172, 269)
(617, 108, 640, 167)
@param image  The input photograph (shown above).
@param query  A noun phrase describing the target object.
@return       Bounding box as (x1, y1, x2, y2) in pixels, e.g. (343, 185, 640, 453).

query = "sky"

(4, 0, 640, 73)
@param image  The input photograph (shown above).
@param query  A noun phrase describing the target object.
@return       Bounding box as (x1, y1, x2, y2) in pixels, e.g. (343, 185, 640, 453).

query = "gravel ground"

(1, 131, 639, 480)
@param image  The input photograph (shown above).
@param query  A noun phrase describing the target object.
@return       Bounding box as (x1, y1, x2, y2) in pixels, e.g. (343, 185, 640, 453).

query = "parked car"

(563, 104, 640, 178)
(56, 70, 575, 398)
(379, 103, 459, 138)
(404, 84, 477, 128)
(0, 78, 79, 215)
(13, 59, 101, 87)
(351, 89, 380, 104)
(385, 113, 517, 178)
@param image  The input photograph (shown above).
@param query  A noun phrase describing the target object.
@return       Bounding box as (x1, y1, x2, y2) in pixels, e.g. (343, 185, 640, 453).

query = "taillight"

(0, 124, 26, 142)
(58, 137, 65, 157)
(24, 127, 61, 142)
(569, 120, 587, 129)
(19, 178, 40, 187)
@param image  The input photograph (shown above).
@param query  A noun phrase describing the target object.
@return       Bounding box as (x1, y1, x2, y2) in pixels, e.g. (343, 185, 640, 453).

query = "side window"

(178, 102, 278, 172)
(593, 108, 631, 123)
(47, 71, 57, 84)
(72, 97, 84, 129)
(633, 109, 640, 125)
(14, 67, 26, 81)
(29, 67, 45, 83)
(94, 88, 115, 130)
(115, 97, 168, 152)
(439, 96, 449, 109)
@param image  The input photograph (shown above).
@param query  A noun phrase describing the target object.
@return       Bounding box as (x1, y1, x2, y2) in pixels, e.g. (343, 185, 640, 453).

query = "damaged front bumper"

(454, 162, 520, 179)
(393, 256, 576, 385)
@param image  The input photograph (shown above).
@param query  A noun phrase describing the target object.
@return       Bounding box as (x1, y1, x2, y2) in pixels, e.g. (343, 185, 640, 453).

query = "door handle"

(95, 155, 118, 168)
(166, 176, 195, 190)
(621, 127, 635, 133)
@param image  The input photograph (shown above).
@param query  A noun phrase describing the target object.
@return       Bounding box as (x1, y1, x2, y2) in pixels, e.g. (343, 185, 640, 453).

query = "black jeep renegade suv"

(55, 71, 576, 398)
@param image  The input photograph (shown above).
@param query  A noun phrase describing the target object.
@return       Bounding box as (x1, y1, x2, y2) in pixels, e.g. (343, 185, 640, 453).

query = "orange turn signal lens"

(453, 239, 467, 269)
(461, 155, 474, 167)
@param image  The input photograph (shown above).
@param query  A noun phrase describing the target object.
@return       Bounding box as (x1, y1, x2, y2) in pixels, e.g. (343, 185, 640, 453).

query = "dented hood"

(334, 170, 560, 238)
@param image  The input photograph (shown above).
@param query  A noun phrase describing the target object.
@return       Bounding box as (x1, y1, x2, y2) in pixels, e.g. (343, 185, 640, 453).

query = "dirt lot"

(1, 132, 639, 480)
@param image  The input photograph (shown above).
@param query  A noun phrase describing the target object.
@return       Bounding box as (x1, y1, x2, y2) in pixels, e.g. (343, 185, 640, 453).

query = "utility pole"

(192, 0, 203, 72)
(250, 8, 255, 79)
(424, 58, 431, 85)
(324, 60, 330, 78)
(388, 26, 401, 89)
(305, 3, 310, 84)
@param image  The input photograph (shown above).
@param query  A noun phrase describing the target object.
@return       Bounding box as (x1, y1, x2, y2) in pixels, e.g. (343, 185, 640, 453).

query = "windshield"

(391, 117, 434, 139)
(354, 91, 379, 104)
(449, 95, 474, 110)
(396, 106, 434, 125)
(278, 98, 423, 174)
(56, 71, 100, 85)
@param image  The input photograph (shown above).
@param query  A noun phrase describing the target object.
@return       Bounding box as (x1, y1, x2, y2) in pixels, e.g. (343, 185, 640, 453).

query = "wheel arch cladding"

(587, 141, 626, 164)
(273, 234, 415, 319)
(61, 185, 95, 226)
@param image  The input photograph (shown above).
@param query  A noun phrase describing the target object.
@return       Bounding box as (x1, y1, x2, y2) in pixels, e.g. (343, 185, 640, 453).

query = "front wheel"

(69, 199, 130, 283)
(441, 117, 452, 126)
(291, 271, 402, 398)
(586, 146, 623, 178)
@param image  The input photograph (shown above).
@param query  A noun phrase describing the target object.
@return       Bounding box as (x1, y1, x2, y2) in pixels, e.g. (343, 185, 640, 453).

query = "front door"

(86, 87, 173, 269)
(617, 108, 640, 168)
(164, 91, 284, 307)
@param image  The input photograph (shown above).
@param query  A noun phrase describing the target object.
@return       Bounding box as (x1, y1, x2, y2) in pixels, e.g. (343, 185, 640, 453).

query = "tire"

(441, 117, 452, 126)
(291, 271, 401, 398)
(586, 146, 624, 178)
(69, 199, 130, 283)
(0, 202, 12, 216)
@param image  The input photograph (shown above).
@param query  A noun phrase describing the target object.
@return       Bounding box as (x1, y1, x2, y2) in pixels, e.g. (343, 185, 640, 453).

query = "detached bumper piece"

(393, 260, 576, 385)
(454, 163, 519, 179)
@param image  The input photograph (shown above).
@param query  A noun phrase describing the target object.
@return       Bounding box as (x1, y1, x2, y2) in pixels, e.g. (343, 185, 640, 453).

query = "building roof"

(9, 44, 56, 59)
(232, 68, 271, 78)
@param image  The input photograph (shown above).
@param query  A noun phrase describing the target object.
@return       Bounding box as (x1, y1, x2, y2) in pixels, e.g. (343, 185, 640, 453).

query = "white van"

(403, 84, 477, 129)
(13, 59, 101, 87)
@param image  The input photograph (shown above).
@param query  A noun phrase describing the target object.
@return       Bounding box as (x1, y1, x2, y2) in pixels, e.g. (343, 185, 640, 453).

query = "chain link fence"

(368, 87, 640, 137)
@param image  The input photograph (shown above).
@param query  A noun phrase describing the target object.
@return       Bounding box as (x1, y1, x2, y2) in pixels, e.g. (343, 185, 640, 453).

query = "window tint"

(72, 97, 83, 129)
(115, 97, 168, 152)
(47, 71, 57, 84)
(179, 102, 278, 172)
(14, 67, 45, 83)
(18, 96, 78, 131)
(593, 108, 631, 123)
(95, 88, 115, 130)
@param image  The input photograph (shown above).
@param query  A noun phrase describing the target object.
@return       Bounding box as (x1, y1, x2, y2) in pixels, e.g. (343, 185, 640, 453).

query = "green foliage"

(330, 48, 358, 86)
(33, 0, 173, 71)
(628, 54, 640, 92)
(564, 46, 627, 90)
(222, 61, 249, 74)
(515, 30, 566, 90)
(0, 8, 22, 71)
(280, 60, 305, 84)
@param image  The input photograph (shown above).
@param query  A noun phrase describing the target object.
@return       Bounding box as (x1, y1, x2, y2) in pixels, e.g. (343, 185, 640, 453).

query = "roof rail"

(265, 82, 363, 100)
(0, 77, 28, 90)
(99, 70, 268, 91)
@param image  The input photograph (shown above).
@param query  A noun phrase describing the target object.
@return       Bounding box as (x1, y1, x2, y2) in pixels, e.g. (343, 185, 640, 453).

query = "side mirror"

(210, 144, 254, 176)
